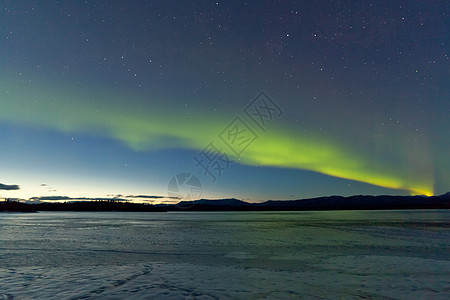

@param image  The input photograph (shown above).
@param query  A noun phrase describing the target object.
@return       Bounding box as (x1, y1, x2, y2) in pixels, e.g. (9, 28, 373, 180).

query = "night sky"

(1, 1, 449, 203)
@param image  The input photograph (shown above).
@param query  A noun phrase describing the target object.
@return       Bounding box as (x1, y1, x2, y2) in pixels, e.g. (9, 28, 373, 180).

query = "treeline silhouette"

(0, 200, 166, 212)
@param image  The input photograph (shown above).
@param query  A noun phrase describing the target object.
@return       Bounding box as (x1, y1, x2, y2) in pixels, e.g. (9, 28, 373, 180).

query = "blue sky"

(1, 1, 448, 202)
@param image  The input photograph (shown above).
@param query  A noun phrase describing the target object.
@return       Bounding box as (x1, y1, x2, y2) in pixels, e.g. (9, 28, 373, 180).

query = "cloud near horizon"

(28, 195, 180, 203)
(126, 195, 181, 200)
(29, 196, 129, 202)
(0, 183, 20, 191)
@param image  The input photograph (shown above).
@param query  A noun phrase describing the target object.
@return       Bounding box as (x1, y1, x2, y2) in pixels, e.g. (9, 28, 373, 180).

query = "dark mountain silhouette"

(441, 192, 450, 199)
(176, 198, 250, 209)
(1, 193, 449, 212)
(160, 193, 450, 211)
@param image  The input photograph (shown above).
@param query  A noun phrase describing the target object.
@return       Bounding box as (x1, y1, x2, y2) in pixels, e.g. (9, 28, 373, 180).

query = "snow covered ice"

(1, 210, 449, 299)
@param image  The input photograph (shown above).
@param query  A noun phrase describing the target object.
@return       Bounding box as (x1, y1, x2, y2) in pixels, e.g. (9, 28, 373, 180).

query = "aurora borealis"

(0, 1, 448, 202)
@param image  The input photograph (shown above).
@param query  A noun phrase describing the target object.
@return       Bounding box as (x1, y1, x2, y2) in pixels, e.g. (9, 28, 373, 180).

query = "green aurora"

(0, 77, 434, 196)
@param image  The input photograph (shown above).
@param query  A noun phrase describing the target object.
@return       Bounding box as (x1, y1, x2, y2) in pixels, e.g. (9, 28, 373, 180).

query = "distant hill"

(1, 193, 449, 212)
(159, 193, 450, 211)
(175, 198, 250, 209)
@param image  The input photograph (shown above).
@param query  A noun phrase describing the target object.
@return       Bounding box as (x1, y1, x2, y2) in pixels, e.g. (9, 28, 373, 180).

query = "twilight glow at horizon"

(0, 1, 448, 202)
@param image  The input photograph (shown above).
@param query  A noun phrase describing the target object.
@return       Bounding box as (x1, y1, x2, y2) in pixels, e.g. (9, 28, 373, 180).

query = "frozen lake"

(1, 210, 449, 299)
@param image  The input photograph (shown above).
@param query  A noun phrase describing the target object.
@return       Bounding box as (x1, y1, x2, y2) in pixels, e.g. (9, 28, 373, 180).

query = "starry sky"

(0, 1, 449, 203)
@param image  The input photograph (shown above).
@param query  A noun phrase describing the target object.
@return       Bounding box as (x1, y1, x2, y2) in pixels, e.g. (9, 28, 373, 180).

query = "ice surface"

(0, 210, 449, 299)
